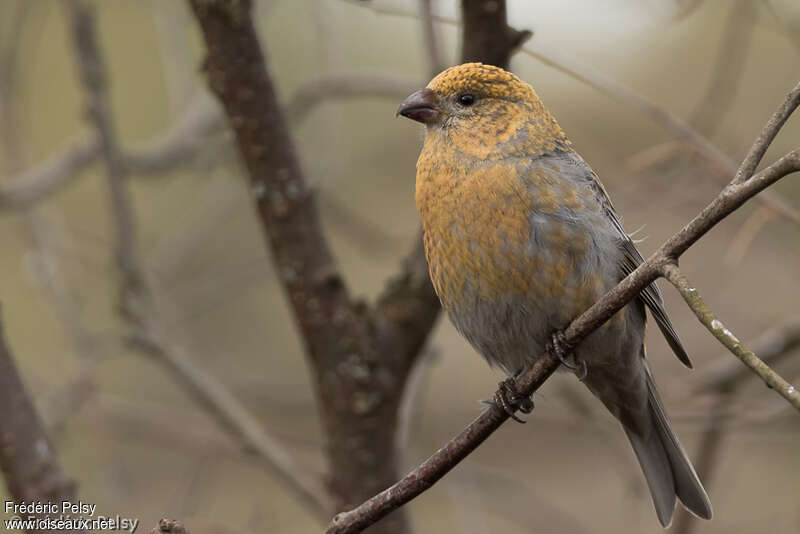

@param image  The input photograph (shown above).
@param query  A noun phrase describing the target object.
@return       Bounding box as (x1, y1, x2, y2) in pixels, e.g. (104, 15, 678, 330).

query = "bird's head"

(398, 63, 570, 159)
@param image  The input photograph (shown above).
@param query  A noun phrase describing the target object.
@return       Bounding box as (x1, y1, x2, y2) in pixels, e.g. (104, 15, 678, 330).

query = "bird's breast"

(415, 147, 604, 315)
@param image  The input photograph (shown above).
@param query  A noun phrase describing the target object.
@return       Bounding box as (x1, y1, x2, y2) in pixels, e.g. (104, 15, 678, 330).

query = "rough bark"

(461, 0, 531, 68)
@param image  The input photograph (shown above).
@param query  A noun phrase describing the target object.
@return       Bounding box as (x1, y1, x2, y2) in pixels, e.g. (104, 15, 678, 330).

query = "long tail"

(625, 366, 712, 527)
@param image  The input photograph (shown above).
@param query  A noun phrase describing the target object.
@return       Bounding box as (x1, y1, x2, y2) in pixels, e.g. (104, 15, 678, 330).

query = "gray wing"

(556, 151, 693, 368)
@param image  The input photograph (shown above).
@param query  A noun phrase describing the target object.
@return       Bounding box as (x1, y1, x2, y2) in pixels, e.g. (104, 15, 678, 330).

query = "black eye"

(458, 93, 475, 106)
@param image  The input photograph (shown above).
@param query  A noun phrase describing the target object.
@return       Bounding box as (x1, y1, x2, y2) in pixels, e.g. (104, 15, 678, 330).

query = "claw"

(482, 378, 535, 423)
(548, 330, 587, 381)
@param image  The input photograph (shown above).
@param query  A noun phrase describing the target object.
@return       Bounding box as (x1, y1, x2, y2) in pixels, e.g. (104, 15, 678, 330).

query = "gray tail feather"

(625, 367, 713, 527)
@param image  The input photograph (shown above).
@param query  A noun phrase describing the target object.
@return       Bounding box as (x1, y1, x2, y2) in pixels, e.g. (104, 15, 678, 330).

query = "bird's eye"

(458, 93, 476, 106)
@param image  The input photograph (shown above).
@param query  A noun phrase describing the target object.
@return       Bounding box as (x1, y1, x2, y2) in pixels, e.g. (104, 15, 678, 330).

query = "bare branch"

(285, 74, 419, 124)
(0, 137, 100, 209)
(0, 309, 79, 510)
(731, 80, 800, 185)
(663, 263, 800, 410)
(688, 0, 757, 135)
(66, 0, 144, 301)
(121, 92, 224, 174)
(325, 83, 800, 533)
(695, 315, 800, 393)
(128, 321, 334, 521)
(460, 0, 531, 68)
(724, 205, 775, 265)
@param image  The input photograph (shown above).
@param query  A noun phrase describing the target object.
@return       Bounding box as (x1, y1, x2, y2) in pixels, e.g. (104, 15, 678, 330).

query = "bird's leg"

(547, 330, 588, 381)
(482, 376, 534, 423)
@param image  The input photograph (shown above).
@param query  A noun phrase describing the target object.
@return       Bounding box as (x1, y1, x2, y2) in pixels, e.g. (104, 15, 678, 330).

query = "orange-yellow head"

(398, 63, 571, 159)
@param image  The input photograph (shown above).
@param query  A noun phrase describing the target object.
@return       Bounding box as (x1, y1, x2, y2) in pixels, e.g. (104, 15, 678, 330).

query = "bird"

(397, 62, 712, 527)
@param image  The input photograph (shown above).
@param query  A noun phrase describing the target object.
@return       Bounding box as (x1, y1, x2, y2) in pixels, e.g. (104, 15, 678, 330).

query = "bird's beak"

(397, 88, 440, 124)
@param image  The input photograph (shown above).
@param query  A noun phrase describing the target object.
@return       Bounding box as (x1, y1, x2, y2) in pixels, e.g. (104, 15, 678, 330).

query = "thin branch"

(731, 80, 800, 185)
(66, 0, 144, 301)
(694, 315, 800, 393)
(688, 0, 757, 135)
(128, 322, 334, 521)
(0, 136, 100, 209)
(325, 83, 800, 533)
(285, 74, 420, 124)
(121, 92, 224, 174)
(723, 204, 775, 265)
(628, 139, 800, 225)
(663, 263, 800, 410)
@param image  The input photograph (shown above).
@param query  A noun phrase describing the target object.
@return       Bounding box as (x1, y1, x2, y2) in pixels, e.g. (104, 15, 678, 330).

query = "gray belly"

(446, 294, 562, 375)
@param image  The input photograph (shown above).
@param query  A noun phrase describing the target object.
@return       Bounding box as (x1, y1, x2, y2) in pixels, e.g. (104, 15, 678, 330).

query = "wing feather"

(555, 151, 693, 368)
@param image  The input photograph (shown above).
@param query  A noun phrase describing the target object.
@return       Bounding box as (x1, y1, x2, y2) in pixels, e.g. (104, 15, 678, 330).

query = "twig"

(0, 136, 101, 209)
(67, 0, 144, 302)
(723, 204, 775, 265)
(663, 263, 800, 410)
(694, 315, 800, 393)
(688, 0, 757, 135)
(324, 82, 800, 533)
(285, 74, 420, 124)
(730, 78, 800, 185)
(128, 322, 334, 521)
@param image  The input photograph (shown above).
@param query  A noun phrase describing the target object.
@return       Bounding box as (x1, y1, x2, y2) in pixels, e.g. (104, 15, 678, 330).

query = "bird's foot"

(482, 377, 534, 423)
(547, 331, 587, 381)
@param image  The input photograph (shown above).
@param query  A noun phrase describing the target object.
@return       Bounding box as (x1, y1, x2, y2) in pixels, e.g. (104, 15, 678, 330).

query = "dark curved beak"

(397, 88, 439, 124)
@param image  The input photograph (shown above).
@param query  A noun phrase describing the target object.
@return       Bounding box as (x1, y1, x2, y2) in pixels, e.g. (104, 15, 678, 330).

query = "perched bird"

(397, 63, 712, 526)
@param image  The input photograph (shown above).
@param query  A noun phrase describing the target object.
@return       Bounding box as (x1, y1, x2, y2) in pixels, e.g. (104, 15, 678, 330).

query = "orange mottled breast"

(415, 137, 603, 315)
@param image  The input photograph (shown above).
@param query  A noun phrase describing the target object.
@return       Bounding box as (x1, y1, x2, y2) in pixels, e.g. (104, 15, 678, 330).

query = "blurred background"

(0, 0, 799, 533)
